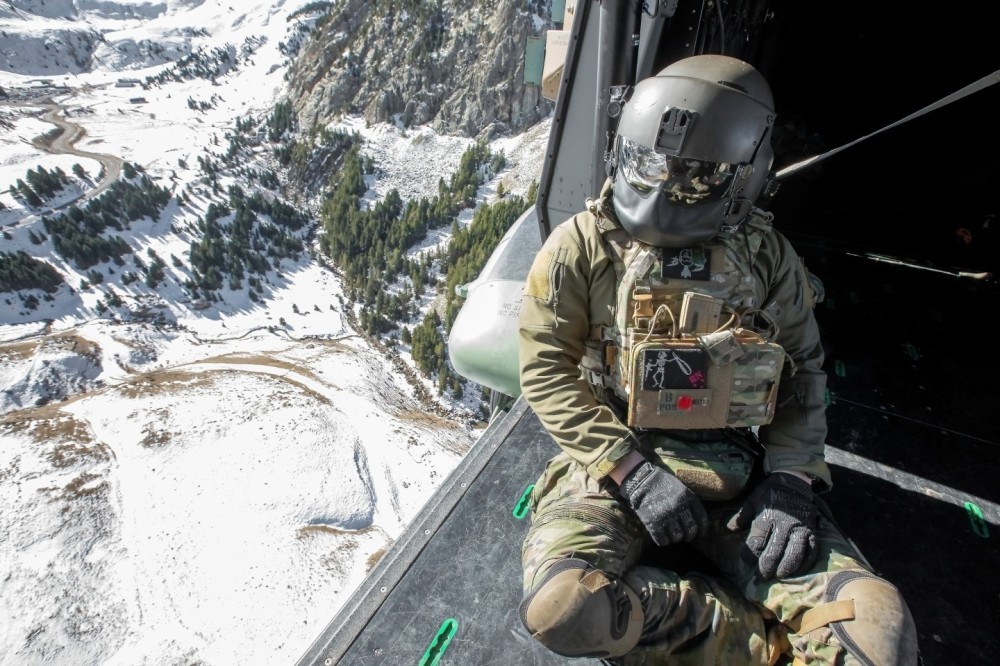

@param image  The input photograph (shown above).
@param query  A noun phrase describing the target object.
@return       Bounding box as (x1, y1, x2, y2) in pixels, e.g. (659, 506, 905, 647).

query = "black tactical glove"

(618, 460, 709, 546)
(727, 472, 819, 580)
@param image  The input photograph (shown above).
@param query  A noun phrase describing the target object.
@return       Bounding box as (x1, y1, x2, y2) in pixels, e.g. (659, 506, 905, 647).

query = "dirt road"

(30, 99, 123, 200)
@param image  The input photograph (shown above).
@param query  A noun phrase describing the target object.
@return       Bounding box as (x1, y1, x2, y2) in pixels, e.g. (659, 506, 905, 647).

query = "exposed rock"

(286, 0, 554, 140)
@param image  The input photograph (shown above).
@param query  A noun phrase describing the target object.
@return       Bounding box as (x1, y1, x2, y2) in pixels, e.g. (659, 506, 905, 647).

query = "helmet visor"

(619, 137, 739, 203)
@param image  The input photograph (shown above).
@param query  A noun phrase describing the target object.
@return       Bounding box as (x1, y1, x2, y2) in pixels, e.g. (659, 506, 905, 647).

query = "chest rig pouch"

(588, 214, 786, 432)
(627, 300, 784, 429)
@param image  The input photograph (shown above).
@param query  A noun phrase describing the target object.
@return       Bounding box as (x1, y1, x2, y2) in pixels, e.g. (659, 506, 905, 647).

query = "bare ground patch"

(60, 471, 109, 500)
(396, 408, 467, 430)
(195, 352, 328, 385)
(265, 375, 332, 407)
(190, 354, 340, 404)
(47, 332, 100, 358)
(0, 340, 40, 361)
(0, 410, 115, 467)
(297, 524, 380, 539)
(140, 410, 174, 448)
(119, 366, 333, 408)
(117, 370, 216, 399)
(297, 524, 392, 577)
(3, 408, 90, 443)
(301, 338, 354, 353)
(366, 545, 389, 572)
(0, 332, 99, 359)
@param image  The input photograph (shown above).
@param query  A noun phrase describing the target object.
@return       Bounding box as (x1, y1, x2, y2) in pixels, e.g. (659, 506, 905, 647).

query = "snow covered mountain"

(0, 0, 550, 663)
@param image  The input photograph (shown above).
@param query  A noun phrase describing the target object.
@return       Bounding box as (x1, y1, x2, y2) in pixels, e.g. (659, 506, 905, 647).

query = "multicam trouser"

(521, 450, 889, 665)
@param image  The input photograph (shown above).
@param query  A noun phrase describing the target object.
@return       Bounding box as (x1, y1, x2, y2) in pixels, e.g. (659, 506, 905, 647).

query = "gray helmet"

(610, 55, 776, 248)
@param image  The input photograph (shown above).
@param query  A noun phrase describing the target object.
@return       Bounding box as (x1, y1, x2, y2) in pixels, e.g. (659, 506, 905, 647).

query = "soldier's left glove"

(727, 473, 819, 580)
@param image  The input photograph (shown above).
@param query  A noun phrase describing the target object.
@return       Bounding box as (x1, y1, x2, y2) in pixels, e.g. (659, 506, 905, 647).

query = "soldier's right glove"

(618, 460, 709, 546)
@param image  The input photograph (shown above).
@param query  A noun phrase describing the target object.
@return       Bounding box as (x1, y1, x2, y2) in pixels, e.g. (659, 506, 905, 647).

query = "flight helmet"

(610, 54, 776, 248)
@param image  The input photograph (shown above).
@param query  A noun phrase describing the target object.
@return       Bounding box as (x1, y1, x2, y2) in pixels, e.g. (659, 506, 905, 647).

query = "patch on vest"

(661, 247, 710, 280)
(638, 348, 708, 390)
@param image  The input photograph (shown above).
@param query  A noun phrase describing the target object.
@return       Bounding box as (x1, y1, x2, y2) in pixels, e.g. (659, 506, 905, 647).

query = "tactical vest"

(582, 208, 787, 431)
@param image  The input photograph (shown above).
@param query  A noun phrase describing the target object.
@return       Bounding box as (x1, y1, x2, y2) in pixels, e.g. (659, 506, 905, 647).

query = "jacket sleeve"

(756, 229, 833, 491)
(518, 217, 637, 481)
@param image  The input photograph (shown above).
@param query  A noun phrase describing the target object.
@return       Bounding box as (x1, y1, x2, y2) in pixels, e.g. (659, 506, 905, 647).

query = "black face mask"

(612, 176, 737, 248)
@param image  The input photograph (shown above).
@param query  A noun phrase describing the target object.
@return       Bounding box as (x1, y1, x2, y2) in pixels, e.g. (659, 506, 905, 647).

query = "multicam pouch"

(626, 327, 784, 431)
(646, 435, 756, 502)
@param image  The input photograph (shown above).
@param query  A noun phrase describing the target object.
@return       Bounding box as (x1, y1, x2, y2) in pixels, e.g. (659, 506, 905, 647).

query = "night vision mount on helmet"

(608, 55, 777, 249)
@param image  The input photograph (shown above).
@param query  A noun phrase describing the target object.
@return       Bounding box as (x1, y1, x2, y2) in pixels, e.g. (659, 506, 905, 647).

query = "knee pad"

(795, 570, 919, 666)
(519, 558, 644, 658)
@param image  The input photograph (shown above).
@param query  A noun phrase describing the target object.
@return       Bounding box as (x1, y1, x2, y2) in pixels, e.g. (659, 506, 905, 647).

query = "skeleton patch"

(661, 247, 710, 280)
(639, 348, 708, 390)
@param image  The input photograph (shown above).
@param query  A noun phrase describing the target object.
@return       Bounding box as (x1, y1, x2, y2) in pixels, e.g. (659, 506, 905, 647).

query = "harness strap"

(768, 599, 857, 666)
(789, 599, 856, 634)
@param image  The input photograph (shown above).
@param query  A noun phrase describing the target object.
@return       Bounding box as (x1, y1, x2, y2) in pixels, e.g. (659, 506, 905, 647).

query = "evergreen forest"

(0, 96, 535, 406)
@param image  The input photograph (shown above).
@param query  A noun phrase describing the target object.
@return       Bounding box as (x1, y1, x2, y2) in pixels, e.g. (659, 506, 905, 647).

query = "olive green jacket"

(518, 189, 833, 491)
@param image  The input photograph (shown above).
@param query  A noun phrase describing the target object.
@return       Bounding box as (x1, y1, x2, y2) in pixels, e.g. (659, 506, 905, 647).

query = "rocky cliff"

(285, 0, 555, 140)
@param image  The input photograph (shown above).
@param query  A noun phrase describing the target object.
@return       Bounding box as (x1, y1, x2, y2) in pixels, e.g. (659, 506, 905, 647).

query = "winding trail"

(29, 98, 124, 201)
